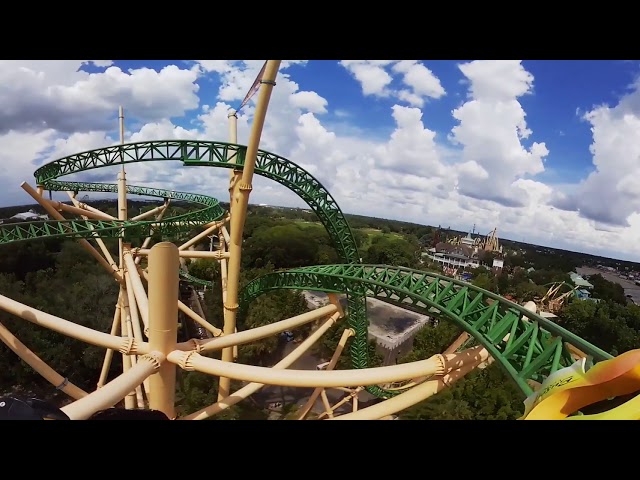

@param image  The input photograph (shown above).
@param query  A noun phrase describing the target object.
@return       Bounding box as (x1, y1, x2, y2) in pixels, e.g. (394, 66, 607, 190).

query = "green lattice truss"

(0, 181, 225, 243)
(240, 265, 612, 396)
(0, 140, 612, 399)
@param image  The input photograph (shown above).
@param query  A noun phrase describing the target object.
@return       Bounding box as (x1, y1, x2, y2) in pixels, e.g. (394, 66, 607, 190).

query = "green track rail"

(0, 181, 225, 243)
(31, 140, 377, 393)
(0, 140, 611, 400)
(239, 264, 613, 396)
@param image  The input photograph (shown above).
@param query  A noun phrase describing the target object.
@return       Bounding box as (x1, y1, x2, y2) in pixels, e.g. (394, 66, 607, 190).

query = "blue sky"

(2, 60, 640, 261)
(82, 59, 638, 187)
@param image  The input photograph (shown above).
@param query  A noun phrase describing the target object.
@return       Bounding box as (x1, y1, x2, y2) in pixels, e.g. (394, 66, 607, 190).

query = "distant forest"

(0, 199, 638, 420)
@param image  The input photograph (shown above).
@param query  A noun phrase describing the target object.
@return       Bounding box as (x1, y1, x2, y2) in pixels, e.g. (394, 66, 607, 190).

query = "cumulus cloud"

(375, 105, 447, 178)
(290, 91, 328, 114)
(340, 60, 446, 107)
(0, 129, 56, 188)
(450, 60, 549, 208)
(0, 61, 200, 135)
(6, 59, 640, 262)
(392, 60, 445, 106)
(550, 91, 640, 226)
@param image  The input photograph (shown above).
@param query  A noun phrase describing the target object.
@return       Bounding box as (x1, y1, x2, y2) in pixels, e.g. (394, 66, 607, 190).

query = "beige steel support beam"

(66, 191, 118, 266)
(219, 230, 228, 302)
(320, 390, 333, 418)
(21, 182, 122, 282)
(121, 306, 137, 409)
(189, 289, 208, 323)
(117, 170, 127, 263)
(130, 205, 166, 221)
(443, 332, 470, 355)
(66, 191, 116, 219)
(147, 242, 179, 419)
(218, 60, 281, 401)
(44, 199, 115, 221)
(98, 298, 123, 388)
(135, 203, 170, 265)
(197, 303, 338, 353)
(78, 202, 116, 219)
(216, 236, 236, 359)
(332, 355, 486, 420)
(298, 327, 354, 420)
(178, 216, 230, 251)
(123, 278, 145, 343)
(178, 301, 222, 337)
(0, 321, 88, 400)
(117, 108, 128, 357)
(122, 287, 149, 400)
(227, 109, 239, 215)
(61, 353, 162, 420)
(182, 311, 342, 420)
(168, 349, 447, 388)
(135, 249, 230, 260)
(122, 290, 149, 408)
(0, 292, 148, 354)
(123, 247, 149, 334)
(220, 226, 230, 247)
(318, 387, 363, 419)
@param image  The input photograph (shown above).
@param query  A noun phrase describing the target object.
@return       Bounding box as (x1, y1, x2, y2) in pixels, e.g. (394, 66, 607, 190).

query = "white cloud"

(88, 61, 114, 68)
(5, 59, 640, 262)
(340, 60, 446, 108)
(551, 92, 640, 227)
(289, 91, 328, 114)
(392, 60, 445, 104)
(340, 60, 395, 97)
(0, 129, 56, 187)
(450, 60, 549, 207)
(0, 61, 200, 134)
(375, 105, 447, 178)
(195, 60, 235, 73)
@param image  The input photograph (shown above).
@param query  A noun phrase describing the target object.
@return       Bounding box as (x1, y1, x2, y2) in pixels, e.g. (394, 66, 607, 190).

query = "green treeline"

(0, 202, 639, 419)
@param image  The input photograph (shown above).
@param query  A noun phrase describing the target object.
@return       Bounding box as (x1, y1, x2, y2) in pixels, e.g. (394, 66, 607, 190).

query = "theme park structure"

(1, 60, 640, 420)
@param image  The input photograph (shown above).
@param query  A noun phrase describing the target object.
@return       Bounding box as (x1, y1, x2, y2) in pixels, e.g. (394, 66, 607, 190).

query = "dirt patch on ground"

(303, 290, 429, 340)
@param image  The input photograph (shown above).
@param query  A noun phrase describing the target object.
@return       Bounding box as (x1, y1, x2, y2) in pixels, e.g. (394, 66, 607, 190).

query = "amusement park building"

(422, 250, 481, 269)
(569, 272, 594, 290)
(422, 233, 481, 269)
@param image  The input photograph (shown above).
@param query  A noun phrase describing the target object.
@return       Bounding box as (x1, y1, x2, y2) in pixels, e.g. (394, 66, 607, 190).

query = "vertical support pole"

(227, 109, 239, 214)
(98, 296, 123, 388)
(116, 107, 131, 406)
(147, 242, 179, 419)
(121, 306, 136, 409)
(117, 106, 127, 268)
(117, 107, 128, 319)
(218, 60, 281, 401)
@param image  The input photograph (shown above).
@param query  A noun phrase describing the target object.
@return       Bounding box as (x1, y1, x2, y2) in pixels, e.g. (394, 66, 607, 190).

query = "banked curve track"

(239, 264, 612, 396)
(1, 180, 226, 243)
(0, 140, 611, 401)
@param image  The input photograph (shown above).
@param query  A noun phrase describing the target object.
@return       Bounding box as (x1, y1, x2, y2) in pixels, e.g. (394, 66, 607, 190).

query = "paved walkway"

(576, 266, 640, 304)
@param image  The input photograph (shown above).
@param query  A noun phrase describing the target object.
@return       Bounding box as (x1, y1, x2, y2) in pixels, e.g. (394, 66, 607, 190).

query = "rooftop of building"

(570, 272, 594, 289)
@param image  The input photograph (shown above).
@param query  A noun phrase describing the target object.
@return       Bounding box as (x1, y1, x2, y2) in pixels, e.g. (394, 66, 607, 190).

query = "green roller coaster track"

(31, 140, 377, 393)
(1, 181, 226, 244)
(239, 264, 612, 396)
(0, 140, 612, 401)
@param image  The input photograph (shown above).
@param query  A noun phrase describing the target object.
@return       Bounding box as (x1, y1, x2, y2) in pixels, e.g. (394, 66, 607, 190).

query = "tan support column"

(218, 60, 281, 401)
(147, 242, 179, 418)
(21, 182, 121, 281)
